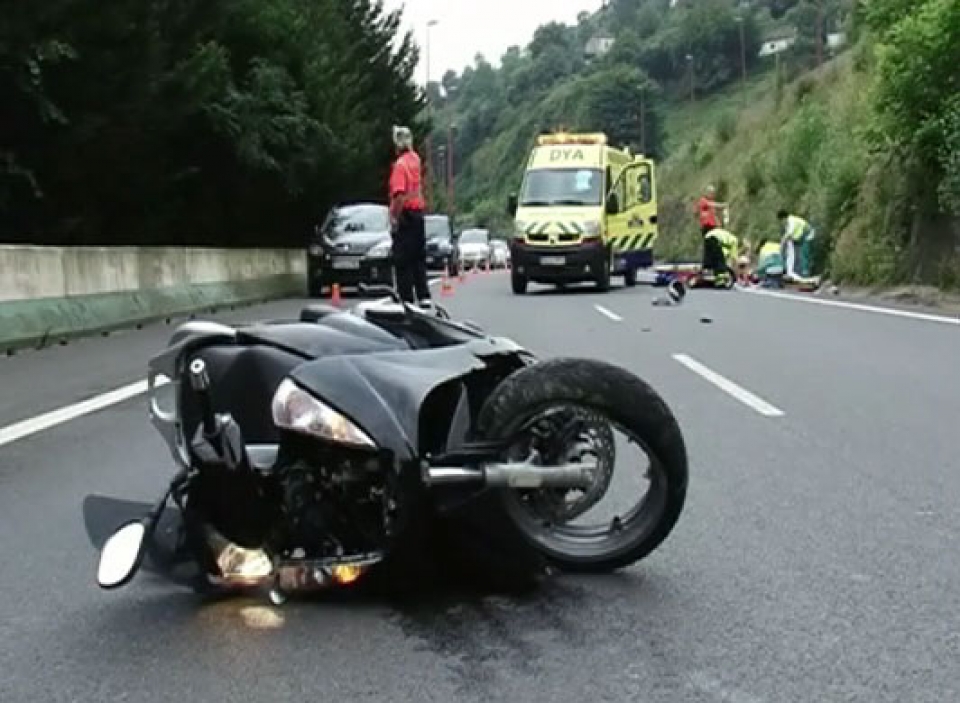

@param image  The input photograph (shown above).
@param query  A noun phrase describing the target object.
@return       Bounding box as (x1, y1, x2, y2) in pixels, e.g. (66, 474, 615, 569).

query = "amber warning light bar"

(537, 133, 608, 146)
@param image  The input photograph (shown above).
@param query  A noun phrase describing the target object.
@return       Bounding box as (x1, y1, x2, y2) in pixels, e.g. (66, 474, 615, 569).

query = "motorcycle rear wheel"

(477, 357, 688, 573)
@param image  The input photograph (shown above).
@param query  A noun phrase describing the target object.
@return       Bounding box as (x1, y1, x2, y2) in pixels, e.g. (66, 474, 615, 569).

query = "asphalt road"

(1, 271, 958, 702)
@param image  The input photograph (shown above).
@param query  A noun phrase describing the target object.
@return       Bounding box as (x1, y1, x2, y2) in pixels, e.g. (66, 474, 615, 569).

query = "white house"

(758, 35, 796, 57)
(585, 36, 615, 59)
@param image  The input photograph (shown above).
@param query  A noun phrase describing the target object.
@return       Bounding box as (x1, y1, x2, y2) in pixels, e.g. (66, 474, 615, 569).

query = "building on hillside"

(826, 32, 847, 51)
(758, 33, 796, 58)
(585, 35, 615, 59)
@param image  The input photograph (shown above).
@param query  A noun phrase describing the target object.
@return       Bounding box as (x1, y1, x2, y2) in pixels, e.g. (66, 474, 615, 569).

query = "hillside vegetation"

(1, 0, 424, 247)
(430, 0, 960, 288)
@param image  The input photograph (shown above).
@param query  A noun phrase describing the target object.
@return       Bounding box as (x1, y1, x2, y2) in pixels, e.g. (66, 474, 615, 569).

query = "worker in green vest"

(777, 209, 815, 279)
(754, 237, 785, 287)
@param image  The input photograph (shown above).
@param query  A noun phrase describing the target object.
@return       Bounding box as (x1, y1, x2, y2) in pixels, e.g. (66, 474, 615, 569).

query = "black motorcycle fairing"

(236, 320, 406, 359)
(150, 321, 239, 381)
(289, 340, 523, 462)
(179, 344, 305, 445)
(311, 310, 414, 348)
(362, 307, 487, 349)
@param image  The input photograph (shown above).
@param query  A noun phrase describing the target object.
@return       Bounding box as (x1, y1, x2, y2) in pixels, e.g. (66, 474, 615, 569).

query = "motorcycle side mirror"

(97, 519, 149, 589)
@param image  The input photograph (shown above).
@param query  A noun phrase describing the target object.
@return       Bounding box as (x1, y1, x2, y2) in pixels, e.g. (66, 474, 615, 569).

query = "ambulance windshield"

(520, 168, 604, 207)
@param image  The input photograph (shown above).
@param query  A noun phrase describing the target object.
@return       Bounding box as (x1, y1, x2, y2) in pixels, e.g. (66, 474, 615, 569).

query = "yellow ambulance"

(506, 132, 658, 294)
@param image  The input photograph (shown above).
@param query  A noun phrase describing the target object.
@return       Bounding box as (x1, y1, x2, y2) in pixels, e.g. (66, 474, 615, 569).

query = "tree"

(868, 0, 960, 215)
(0, 0, 425, 246)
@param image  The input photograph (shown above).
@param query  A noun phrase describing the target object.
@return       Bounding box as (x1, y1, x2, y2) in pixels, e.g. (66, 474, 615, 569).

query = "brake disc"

(521, 407, 616, 524)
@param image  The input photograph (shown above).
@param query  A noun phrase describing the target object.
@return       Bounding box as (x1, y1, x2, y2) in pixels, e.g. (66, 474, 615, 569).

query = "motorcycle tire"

(477, 357, 688, 574)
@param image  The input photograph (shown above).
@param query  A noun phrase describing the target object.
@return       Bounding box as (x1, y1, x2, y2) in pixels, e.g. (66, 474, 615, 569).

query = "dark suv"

(425, 214, 459, 275)
(307, 203, 394, 297)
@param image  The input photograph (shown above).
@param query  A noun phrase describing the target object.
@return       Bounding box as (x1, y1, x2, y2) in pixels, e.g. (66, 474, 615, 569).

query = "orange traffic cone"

(330, 283, 341, 306)
(458, 266, 466, 283)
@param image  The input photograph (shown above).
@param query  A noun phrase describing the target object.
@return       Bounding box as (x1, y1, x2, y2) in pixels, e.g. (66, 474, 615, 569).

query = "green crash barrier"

(0, 274, 305, 353)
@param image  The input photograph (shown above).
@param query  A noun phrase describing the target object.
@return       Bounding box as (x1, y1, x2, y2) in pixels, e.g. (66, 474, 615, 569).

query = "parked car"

(458, 228, 491, 270)
(425, 214, 460, 275)
(307, 203, 393, 297)
(489, 239, 511, 269)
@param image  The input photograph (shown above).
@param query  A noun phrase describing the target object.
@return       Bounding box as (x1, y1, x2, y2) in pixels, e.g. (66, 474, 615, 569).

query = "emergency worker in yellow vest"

(703, 227, 739, 280)
(754, 237, 785, 287)
(777, 209, 815, 279)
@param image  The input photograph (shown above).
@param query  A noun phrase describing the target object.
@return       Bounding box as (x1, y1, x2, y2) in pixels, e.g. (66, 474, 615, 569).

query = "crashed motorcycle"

(85, 284, 688, 603)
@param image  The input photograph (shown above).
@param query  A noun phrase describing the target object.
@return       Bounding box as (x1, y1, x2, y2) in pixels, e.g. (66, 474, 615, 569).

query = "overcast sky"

(384, 0, 603, 83)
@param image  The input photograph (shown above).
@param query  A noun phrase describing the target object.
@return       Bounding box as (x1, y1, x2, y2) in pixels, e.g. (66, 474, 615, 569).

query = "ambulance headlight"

(582, 220, 602, 237)
(513, 222, 528, 239)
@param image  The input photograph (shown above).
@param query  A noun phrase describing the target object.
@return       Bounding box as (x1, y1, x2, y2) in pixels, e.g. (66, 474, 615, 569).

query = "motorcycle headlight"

(308, 244, 323, 257)
(271, 379, 376, 448)
(366, 241, 391, 259)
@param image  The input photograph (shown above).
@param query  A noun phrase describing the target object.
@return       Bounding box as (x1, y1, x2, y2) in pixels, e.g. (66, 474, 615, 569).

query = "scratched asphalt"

(1, 271, 957, 702)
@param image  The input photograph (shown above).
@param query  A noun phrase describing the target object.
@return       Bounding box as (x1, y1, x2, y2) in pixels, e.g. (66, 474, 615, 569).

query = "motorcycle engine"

(275, 453, 394, 559)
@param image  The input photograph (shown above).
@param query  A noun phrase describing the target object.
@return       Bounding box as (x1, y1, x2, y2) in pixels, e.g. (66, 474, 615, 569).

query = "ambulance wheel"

(511, 271, 528, 295)
(595, 257, 611, 292)
(624, 267, 637, 288)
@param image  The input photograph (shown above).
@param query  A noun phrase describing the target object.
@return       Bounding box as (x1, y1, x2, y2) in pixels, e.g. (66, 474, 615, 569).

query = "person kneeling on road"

(753, 237, 785, 288)
(389, 125, 432, 306)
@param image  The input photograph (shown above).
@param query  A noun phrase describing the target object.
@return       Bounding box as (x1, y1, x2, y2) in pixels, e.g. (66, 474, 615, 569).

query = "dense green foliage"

(0, 0, 424, 246)
(866, 0, 960, 217)
(431, 0, 959, 288)
(430, 0, 853, 230)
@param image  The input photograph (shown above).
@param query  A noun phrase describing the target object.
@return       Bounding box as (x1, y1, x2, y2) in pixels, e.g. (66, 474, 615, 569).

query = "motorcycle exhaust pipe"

(426, 462, 595, 490)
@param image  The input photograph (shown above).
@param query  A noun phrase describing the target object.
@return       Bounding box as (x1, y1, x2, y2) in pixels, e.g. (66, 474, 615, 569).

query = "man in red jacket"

(697, 185, 728, 271)
(388, 125, 431, 305)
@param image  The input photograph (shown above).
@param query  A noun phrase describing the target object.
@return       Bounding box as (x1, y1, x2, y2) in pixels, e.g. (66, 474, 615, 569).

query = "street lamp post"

(639, 90, 646, 154)
(817, 0, 824, 68)
(424, 19, 438, 210)
(735, 16, 747, 104)
(447, 123, 456, 217)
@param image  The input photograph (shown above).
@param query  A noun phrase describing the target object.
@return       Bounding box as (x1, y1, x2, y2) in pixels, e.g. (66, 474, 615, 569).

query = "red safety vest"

(698, 196, 717, 227)
(389, 150, 425, 212)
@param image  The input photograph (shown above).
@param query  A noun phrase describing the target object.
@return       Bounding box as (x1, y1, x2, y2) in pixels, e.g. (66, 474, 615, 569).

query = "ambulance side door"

(632, 161, 657, 252)
(605, 163, 644, 252)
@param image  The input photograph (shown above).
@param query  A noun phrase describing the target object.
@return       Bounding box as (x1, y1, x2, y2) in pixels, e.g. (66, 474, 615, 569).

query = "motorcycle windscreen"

(289, 345, 487, 460)
(82, 494, 205, 588)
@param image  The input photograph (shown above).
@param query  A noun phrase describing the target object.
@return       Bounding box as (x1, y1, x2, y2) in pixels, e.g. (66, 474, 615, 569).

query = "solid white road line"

(0, 379, 151, 448)
(742, 287, 960, 326)
(594, 305, 623, 322)
(673, 353, 785, 418)
(0, 282, 457, 450)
